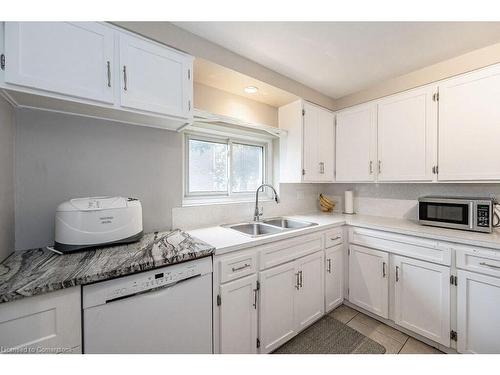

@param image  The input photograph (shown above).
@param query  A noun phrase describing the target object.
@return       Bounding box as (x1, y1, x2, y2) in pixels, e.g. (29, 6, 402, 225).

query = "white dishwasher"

(83, 256, 212, 354)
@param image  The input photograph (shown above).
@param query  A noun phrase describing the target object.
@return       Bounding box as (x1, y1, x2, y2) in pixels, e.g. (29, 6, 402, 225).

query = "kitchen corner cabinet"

(279, 100, 335, 183)
(0, 287, 82, 353)
(348, 244, 389, 318)
(324, 244, 344, 312)
(335, 103, 377, 182)
(438, 64, 500, 181)
(377, 85, 437, 182)
(259, 251, 324, 353)
(392, 255, 450, 346)
(457, 270, 500, 353)
(218, 274, 258, 354)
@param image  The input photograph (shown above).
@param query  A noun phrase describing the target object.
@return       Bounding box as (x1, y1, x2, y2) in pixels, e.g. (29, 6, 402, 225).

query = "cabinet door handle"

(378, 160, 382, 174)
(232, 263, 250, 272)
(299, 270, 303, 288)
(382, 262, 386, 278)
(319, 162, 325, 174)
(295, 272, 300, 290)
(479, 262, 500, 270)
(327, 258, 332, 274)
(253, 285, 258, 309)
(395, 266, 400, 282)
(123, 65, 128, 91)
(369, 161, 373, 174)
(106, 61, 111, 87)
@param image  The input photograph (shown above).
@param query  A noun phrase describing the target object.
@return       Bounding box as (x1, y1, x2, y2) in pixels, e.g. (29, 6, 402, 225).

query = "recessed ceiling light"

(244, 86, 259, 94)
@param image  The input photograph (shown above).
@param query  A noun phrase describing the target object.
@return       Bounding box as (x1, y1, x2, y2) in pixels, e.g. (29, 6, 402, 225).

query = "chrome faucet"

(254, 184, 280, 222)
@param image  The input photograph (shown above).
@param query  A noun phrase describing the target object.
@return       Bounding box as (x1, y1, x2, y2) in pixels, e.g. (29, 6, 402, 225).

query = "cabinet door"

(295, 251, 324, 331)
(348, 244, 389, 318)
(302, 102, 335, 182)
(119, 34, 192, 118)
(438, 64, 500, 181)
(259, 262, 297, 353)
(457, 270, 500, 353)
(325, 245, 344, 312)
(335, 103, 377, 182)
(377, 85, 437, 181)
(4, 22, 115, 103)
(393, 255, 450, 346)
(219, 274, 258, 354)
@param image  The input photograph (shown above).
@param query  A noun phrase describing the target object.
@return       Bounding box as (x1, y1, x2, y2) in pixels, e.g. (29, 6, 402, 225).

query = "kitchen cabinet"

(218, 274, 258, 354)
(438, 64, 500, 181)
(3, 22, 115, 103)
(259, 251, 324, 353)
(0, 287, 81, 353)
(118, 33, 192, 118)
(392, 255, 450, 346)
(377, 85, 438, 181)
(279, 100, 335, 183)
(457, 270, 500, 353)
(325, 244, 344, 312)
(335, 103, 377, 182)
(348, 244, 389, 318)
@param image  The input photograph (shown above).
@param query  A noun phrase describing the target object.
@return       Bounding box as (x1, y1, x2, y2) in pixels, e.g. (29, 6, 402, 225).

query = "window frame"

(183, 131, 273, 205)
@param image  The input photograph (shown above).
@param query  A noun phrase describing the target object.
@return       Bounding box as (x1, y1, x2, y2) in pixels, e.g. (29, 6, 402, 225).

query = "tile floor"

(331, 305, 444, 354)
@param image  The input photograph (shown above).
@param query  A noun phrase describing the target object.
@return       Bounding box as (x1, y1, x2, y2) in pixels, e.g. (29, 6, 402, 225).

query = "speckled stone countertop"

(0, 230, 214, 304)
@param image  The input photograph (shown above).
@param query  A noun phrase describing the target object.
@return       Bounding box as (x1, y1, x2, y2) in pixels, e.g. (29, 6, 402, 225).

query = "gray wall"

(15, 109, 182, 250)
(0, 97, 15, 261)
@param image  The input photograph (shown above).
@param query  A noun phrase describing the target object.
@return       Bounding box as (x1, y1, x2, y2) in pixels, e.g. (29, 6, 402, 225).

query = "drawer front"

(456, 245, 500, 278)
(220, 252, 258, 283)
(325, 228, 344, 248)
(349, 227, 451, 266)
(259, 232, 324, 271)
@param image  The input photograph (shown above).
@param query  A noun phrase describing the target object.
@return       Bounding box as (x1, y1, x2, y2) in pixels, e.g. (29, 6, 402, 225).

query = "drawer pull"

(330, 236, 341, 241)
(479, 262, 500, 270)
(232, 263, 251, 272)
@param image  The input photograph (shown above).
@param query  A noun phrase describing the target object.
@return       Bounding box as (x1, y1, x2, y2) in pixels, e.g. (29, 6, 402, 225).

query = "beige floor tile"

(347, 316, 405, 354)
(330, 305, 358, 323)
(353, 313, 409, 343)
(399, 337, 443, 354)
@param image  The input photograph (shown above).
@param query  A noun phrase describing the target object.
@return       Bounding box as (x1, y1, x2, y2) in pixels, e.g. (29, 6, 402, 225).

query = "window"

(185, 133, 270, 203)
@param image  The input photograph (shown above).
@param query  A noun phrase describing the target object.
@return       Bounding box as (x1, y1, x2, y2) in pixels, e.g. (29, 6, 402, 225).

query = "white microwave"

(418, 196, 494, 233)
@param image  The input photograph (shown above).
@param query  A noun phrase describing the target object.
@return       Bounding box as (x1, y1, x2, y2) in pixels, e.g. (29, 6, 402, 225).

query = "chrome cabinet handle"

(253, 285, 258, 309)
(232, 263, 250, 272)
(395, 266, 400, 282)
(319, 162, 325, 174)
(106, 61, 111, 87)
(382, 262, 386, 278)
(369, 161, 373, 174)
(123, 65, 128, 91)
(295, 272, 300, 290)
(479, 262, 500, 270)
(378, 160, 382, 174)
(327, 259, 332, 274)
(299, 270, 303, 288)
(330, 236, 341, 241)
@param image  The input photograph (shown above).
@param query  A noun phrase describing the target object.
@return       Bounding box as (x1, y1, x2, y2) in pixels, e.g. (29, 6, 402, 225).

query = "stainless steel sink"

(223, 217, 317, 237)
(262, 217, 318, 229)
(224, 222, 284, 237)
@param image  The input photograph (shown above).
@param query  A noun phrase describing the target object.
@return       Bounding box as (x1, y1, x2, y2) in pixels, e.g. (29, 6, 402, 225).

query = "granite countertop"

(0, 230, 214, 304)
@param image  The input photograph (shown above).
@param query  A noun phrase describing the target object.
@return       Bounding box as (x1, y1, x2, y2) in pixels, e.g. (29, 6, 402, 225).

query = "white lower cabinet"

(348, 244, 389, 318)
(218, 274, 258, 354)
(325, 244, 344, 312)
(0, 287, 81, 353)
(457, 270, 500, 353)
(392, 255, 450, 346)
(259, 251, 324, 353)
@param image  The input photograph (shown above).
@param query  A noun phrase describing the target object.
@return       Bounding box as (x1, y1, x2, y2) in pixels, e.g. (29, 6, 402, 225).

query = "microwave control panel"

(477, 204, 490, 227)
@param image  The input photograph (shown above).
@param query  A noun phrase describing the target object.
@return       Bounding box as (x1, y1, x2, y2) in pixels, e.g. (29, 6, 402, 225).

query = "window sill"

(182, 195, 273, 207)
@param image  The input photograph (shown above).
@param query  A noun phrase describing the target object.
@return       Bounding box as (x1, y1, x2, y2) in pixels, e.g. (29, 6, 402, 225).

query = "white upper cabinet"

(279, 100, 335, 183)
(3, 22, 114, 103)
(335, 103, 377, 182)
(438, 64, 500, 181)
(377, 85, 438, 182)
(119, 34, 192, 118)
(392, 255, 450, 346)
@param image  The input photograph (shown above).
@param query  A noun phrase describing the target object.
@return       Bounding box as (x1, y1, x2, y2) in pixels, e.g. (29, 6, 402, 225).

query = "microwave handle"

(469, 202, 474, 229)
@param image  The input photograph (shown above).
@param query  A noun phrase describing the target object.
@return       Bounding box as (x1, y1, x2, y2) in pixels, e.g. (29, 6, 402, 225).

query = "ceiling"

(175, 22, 500, 98)
(194, 58, 298, 107)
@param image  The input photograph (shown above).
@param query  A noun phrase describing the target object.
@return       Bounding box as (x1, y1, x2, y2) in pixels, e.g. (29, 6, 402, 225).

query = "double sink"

(223, 217, 318, 238)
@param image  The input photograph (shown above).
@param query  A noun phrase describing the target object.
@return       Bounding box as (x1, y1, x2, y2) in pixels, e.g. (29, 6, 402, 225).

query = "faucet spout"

(254, 184, 280, 222)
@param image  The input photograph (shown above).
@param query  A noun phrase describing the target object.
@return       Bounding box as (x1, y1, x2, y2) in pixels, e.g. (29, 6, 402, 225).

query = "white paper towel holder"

(342, 211, 356, 215)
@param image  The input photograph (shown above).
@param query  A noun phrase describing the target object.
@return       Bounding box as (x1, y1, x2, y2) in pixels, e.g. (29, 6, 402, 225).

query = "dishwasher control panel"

(82, 256, 212, 309)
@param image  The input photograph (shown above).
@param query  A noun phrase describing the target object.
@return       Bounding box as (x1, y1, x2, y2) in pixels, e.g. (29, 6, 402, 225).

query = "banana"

(319, 194, 335, 211)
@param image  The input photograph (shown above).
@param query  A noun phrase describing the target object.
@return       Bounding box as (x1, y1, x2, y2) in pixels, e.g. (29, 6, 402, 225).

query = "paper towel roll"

(344, 190, 354, 214)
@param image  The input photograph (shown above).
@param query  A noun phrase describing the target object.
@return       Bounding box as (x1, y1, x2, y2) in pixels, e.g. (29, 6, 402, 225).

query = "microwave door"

(419, 201, 471, 230)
